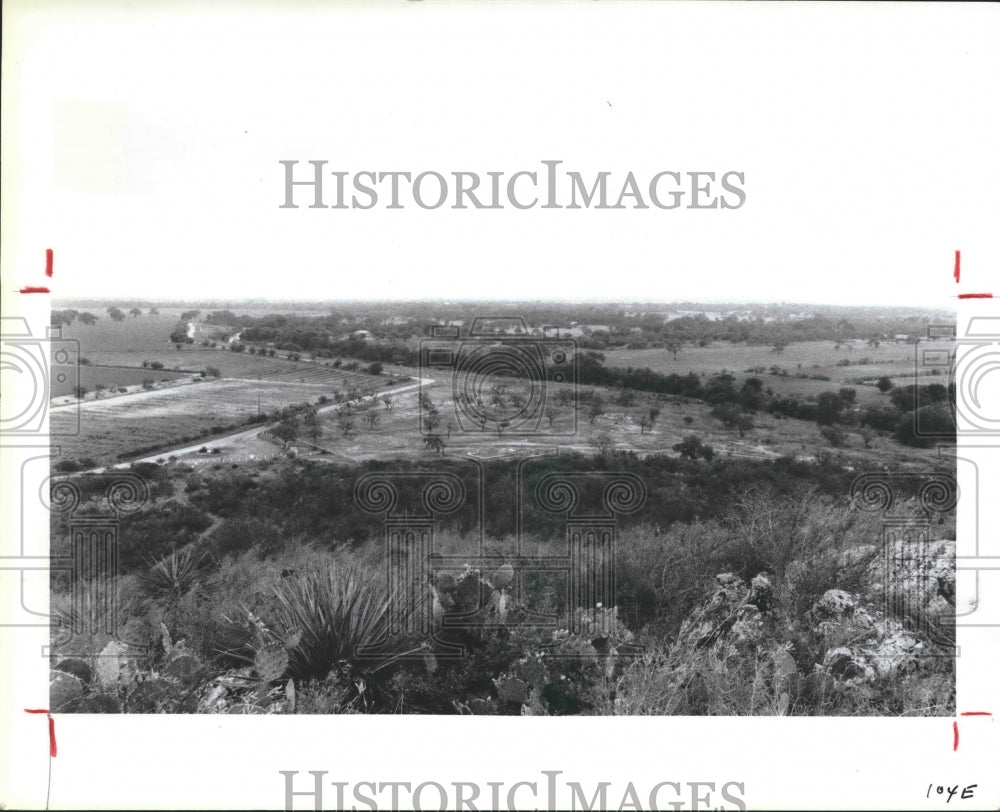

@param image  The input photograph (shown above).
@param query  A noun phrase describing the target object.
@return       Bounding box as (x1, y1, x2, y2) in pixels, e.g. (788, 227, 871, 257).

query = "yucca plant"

(134, 547, 219, 606)
(268, 565, 425, 709)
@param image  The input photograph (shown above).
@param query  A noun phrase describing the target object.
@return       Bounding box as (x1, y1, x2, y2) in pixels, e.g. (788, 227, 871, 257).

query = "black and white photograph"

(2, 2, 998, 810)
(43, 298, 959, 721)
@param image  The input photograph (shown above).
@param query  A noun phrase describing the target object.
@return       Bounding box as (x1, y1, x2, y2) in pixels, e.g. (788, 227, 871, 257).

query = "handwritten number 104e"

(927, 784, 977, 802)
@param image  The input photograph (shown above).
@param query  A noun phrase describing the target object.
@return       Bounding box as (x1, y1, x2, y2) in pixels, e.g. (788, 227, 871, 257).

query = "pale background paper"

(1, 0, 998, 809)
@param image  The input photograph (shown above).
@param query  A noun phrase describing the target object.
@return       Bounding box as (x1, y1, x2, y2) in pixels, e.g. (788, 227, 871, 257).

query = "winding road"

(86, 376, 436, 473)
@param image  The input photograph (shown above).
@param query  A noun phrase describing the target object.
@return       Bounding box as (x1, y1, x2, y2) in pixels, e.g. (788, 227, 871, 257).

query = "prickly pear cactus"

(50, 670, 84, 711)
(495, 676, 530, 704)
(164, 647, 201, 681)
(255, 642, 290, 682)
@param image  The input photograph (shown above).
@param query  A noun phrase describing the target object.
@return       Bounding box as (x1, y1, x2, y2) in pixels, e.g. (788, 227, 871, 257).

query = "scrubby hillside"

(48, 458, 955, 716)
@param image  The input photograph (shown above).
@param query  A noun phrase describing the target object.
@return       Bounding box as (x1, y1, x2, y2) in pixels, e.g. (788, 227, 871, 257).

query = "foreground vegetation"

(50, 453, 955, 716)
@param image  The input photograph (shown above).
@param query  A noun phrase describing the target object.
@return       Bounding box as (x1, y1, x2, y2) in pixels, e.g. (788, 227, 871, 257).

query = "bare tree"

(303, 408, 322, 442)
(735, 414, 755, 438)
(424, 412, 441, 434)
(336, 412, 355, 436)
(588, 396, 605, 425)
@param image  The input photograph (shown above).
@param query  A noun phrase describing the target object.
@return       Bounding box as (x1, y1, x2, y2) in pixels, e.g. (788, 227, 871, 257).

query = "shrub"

(819, 425, 847, 447)
(894, 403, 955, 448)
(116, 502, 214, 574)
(861, 405, 899, 432)
(209, 518, 284, 561)
(672, 435, 714, 461)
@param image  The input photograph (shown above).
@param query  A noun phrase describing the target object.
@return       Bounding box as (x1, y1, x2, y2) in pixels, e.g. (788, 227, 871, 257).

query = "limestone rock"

(95, 640, 134, 688)
(823, 647, 874, 685)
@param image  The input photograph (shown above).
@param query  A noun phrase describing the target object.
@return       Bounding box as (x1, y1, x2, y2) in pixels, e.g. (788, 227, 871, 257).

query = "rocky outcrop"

(678, 571, 777, 650)
(669, 539, 955, 710)
(807, 587, 931, 686)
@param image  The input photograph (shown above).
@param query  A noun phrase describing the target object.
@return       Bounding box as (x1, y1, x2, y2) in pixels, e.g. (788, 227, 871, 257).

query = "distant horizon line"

(50, 296, 955, 313)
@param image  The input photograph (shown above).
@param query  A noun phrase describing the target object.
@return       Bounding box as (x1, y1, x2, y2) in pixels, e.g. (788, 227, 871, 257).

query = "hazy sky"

(3, 2, 998, 307)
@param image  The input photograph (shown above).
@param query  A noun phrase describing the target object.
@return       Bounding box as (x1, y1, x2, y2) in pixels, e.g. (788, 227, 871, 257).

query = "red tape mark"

(23, 708, 57, 757)
(958, 293, 994, 299)
(19, 286, 51, 294)
(954, 250, 960, 283)
(954, 712, 992, 752)
(46, 248, 54, 278)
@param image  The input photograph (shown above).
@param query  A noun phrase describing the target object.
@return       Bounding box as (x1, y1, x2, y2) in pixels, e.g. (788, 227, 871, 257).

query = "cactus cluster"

(449, 602, 638, 716)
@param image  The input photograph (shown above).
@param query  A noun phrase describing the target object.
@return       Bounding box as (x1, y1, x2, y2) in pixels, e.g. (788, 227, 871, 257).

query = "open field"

(603, 339, 951, 405)
(49, 313, 397, 464)
(150, 351, 387, 386)
(53, 345, 386, 389)
(150, 369, 940, 474)
(50, 364, 191, 397)
(50, 376, 384, 464)
(54, 314, 190, 361)
(47, 315, 950, 473)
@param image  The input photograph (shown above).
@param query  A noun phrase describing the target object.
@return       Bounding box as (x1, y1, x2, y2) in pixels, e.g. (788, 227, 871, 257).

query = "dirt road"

(86, 377, 436, 472)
